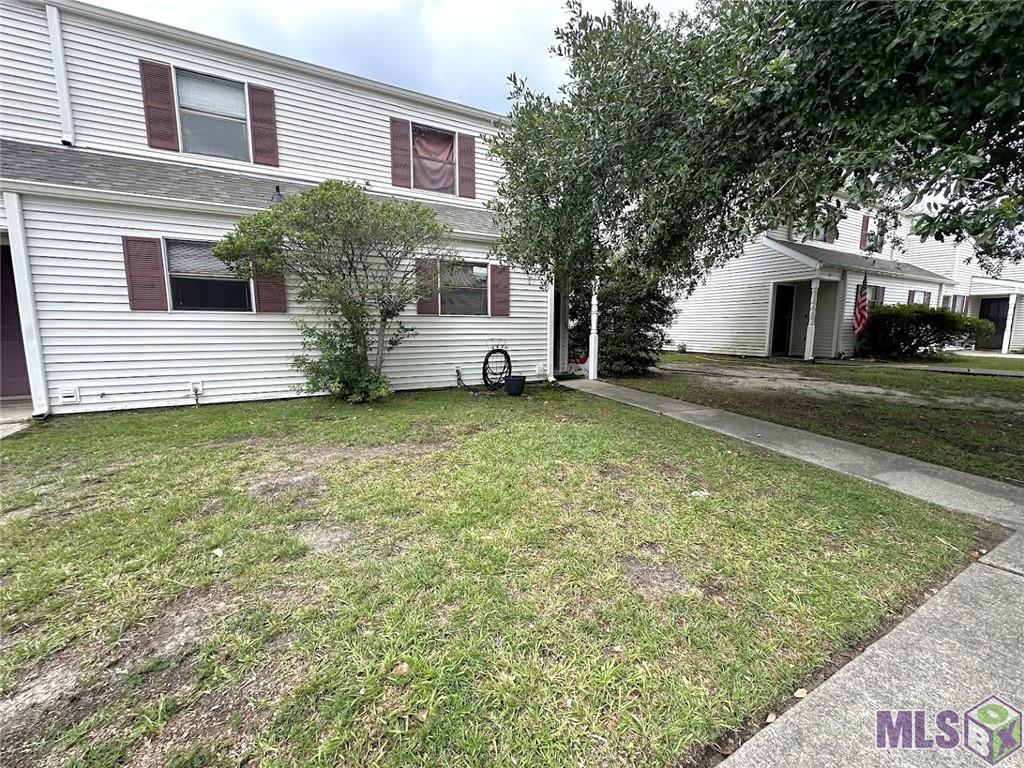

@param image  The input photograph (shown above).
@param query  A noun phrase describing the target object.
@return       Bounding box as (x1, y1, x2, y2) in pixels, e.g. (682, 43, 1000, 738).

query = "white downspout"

(803, 277, 820, 361)
(1002, 293, 1017, 355)
(545, 278, 557, 382)
(4, 192, 49, 418)
(587, 280, 599, 379)
(46, 4, 76, 146)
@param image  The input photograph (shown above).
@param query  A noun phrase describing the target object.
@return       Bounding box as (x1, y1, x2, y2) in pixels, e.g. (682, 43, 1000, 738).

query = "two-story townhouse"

(0, 0, 558, 418)
(664, 208, 1023, 359)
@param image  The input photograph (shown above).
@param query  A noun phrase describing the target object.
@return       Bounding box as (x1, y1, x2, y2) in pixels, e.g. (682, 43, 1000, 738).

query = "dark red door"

(1, 245, 30, 397)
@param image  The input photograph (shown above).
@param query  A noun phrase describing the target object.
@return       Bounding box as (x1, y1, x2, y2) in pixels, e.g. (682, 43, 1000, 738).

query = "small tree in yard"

(568, 261, 676, 376)
(214, 180, 455, 402)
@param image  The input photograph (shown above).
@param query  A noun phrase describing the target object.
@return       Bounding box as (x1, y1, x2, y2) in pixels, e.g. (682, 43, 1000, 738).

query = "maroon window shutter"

(254, 272, 286, 312)
(924, 291, 932, 305)
(416, 258, 439, 315)
(138, 60, 179, 151)
(390, 118, 412, 188)
(876, 287, 885, 304)
(457, 133, 476, 199)
(907, 289, 914, 303)
(122, 236, 167, 310)
(248, 85, 279, 166)
(490, 264, 510, 316)
(859, 215, 870, 249)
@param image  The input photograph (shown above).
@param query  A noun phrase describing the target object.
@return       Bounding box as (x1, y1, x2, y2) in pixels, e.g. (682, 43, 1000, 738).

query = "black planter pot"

(504, 375, 526, 396)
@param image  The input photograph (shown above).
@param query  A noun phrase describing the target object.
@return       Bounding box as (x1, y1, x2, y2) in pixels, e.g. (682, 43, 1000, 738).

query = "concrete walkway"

(561, 378, 1024, 529)
(561, 378, 1024, 766)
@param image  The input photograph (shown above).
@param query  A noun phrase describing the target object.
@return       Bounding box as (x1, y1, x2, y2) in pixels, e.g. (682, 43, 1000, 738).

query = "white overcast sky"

(87, 0, 695, 113)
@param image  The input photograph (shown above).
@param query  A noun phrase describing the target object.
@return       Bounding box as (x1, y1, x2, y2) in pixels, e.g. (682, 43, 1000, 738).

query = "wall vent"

(59, 387, 80, 405)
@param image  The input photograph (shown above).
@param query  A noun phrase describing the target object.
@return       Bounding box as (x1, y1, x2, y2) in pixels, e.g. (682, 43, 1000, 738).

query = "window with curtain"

(942, 294, 968, 313)
(866, 285, 884, 308)
(176, 70, 250, 161)
(908, 289, 930, 304)
(166, 240, 252, 311)
(412, 124, 456, 194)
(440, 261, 488, 315)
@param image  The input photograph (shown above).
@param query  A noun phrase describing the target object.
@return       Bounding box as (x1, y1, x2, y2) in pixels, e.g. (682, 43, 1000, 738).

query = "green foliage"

(213, 180, 455, 401)
(489, 0, 1023, 290)
(293, 317, 392, 403)
(859, 304, 996, 359)
(569, 262, 676, 376)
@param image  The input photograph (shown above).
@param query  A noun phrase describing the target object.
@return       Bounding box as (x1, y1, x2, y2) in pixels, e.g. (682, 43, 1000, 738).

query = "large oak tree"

(489, 0, 1023, 290)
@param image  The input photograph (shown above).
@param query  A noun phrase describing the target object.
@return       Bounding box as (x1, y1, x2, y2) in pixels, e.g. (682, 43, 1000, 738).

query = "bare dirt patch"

(658, 362, 1024, 412)
(620, 546, 698, 603)
(0, 585, 236, 768)
(294, 522, 359, 553)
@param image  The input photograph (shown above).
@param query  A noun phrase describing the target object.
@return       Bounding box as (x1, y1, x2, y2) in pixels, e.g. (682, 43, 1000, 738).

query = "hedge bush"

(858, 304, 995, 358)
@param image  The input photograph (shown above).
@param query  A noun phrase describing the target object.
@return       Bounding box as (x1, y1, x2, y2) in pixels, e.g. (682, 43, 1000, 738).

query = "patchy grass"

(0, 387, 995, 767)
(620, 354, 1024, 484)
(926, 354, 1024, 372)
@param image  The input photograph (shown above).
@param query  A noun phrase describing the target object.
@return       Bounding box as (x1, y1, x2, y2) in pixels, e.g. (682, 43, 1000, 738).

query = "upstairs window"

(176, 71, 250, 162)
(440, 261, 488, 315)
(412, 124, 456, 194)
(166, 240, 252, 311)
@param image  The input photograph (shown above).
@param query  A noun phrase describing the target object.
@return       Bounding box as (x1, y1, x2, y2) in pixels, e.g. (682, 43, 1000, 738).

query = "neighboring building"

(665, 210, 1024, 358)
(0, 0, 555, 417)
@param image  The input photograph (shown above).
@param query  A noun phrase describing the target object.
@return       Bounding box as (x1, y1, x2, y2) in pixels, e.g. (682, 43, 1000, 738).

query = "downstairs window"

(166, 239, 252, 311)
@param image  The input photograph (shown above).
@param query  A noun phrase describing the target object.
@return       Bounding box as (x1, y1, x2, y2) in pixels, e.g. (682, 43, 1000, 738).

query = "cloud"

(84, 0, 694, 113)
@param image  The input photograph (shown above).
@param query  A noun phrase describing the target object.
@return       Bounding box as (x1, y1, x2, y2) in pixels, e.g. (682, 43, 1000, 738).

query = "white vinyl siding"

(664, 240, 820, 356)
(0, 1, 500, 208)
(0, 2, 63, 144)
(18, 195, 547, 414)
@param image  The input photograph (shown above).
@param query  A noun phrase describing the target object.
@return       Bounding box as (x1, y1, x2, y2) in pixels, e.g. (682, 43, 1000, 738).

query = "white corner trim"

(45, 4, 75, 145)
(3, 192, 49, 418)
(1002, 293, 1018, 355)
(761, 234, 822, 270)
(545, 279, 557, 382)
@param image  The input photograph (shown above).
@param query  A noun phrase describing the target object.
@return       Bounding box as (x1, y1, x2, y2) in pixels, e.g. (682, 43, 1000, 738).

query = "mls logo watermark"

(876, 695, 1022, 764)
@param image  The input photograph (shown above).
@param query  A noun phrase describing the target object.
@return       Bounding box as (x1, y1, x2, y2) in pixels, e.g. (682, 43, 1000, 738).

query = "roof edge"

(36, 0, 506, 125)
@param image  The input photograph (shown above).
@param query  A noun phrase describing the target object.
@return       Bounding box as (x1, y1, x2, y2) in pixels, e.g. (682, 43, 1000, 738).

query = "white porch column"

(545, 278, 556, 381)
(4, 192, 49, 417)
(803, 277, 820, 361)
(1002, 293, 1018, 355)
(588, 281, 599, 379)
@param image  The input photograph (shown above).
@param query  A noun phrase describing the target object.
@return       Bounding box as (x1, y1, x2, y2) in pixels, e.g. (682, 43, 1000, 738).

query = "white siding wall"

(0, 0, 501, 210)
(0, 2, 63, 144)
(1009, 301, 1024, 353)
(20, 195, 547, 414)
(665, 242, 819, 356)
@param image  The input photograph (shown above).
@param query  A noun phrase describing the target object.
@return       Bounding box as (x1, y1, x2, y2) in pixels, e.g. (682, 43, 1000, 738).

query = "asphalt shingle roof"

(0, 139, 499, 237)
(766, 235, 953, 284)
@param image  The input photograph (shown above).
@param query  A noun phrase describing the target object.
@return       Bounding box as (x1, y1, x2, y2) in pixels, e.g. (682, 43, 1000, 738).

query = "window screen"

(412, 124, 456, 194)
(166, 239, 252, 311)
(176, 71, 250, 161)
(440, 262, 487, 315)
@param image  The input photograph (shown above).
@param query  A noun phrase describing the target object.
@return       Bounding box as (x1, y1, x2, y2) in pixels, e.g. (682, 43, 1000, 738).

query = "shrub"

(569, 261, 676, 376)
(858, 304, 995, 358)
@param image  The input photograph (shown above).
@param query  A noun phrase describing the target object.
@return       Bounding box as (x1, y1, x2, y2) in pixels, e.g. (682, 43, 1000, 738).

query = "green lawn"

(923, 354, 1024, 372)
(616, 354, 1024, 484)
(0, 388, 995, 767)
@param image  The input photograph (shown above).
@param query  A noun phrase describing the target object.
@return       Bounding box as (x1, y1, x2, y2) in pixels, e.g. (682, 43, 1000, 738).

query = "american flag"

(852, 273, 869, 335)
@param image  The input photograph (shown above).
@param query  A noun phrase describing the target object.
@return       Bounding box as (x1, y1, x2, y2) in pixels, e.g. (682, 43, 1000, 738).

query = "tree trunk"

(373, 318, 387, 374)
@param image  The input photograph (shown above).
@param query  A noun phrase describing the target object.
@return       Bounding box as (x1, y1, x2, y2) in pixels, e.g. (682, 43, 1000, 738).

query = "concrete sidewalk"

(560, 378, 1024, 766)
(560, 378, 1024, 529)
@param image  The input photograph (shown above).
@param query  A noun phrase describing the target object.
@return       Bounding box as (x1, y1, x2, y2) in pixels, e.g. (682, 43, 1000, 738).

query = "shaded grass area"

(0, 388, 994, 767)
(620, 354, 1024, 484)
(923, 354, 1024, 372)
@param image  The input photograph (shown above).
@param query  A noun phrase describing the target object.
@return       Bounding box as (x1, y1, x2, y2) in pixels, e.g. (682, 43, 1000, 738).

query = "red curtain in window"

(413, 128, 455, 192)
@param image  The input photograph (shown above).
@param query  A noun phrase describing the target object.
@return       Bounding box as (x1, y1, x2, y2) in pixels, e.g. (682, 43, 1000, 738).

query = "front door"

(771, 284, 795, 356)
(1, 245, 31, 397)
(977, 297, 1009, 350)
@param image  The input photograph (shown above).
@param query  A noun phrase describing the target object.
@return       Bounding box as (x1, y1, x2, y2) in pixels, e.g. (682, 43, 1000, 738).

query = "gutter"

(2, 191, 50, 418)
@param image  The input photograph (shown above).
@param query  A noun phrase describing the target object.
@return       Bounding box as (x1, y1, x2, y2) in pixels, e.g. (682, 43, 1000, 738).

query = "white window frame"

(172, 68, 253, 164)
(410, 122, 459, 197)
(438, 259, 489, 316)
(162, 238, 256, 314)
